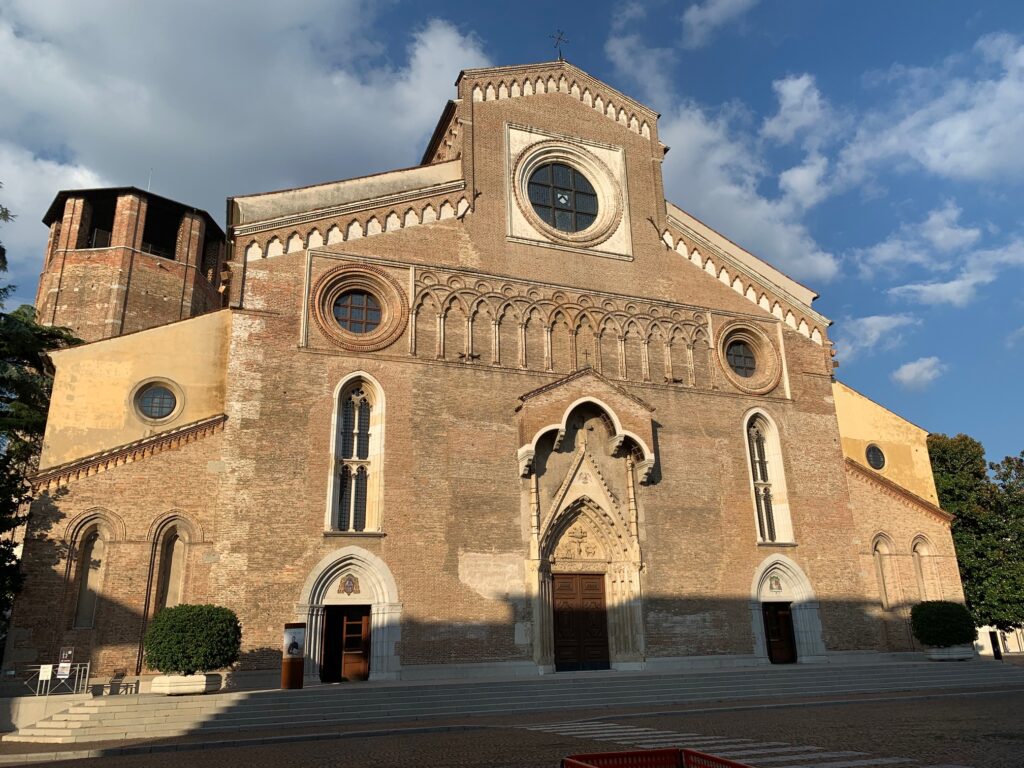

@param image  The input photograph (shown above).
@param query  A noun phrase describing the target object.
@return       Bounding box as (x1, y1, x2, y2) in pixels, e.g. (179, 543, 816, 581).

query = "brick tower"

(35, 187, 226, 342)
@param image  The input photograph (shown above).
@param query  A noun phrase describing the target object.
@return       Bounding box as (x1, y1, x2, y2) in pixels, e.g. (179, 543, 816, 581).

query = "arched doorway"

(750, 555, 826, 664)
(297, 546, 401, 681)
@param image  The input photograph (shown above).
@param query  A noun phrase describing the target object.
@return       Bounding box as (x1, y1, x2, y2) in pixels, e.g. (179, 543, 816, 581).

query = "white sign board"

(39, 664, 53, 681)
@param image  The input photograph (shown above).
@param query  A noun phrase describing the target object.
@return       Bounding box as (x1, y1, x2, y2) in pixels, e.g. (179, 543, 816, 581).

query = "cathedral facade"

(5, 61, 964, 682)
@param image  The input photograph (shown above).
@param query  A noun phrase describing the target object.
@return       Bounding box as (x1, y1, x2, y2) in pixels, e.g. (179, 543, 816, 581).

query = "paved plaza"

(3, 687, 1021, 768)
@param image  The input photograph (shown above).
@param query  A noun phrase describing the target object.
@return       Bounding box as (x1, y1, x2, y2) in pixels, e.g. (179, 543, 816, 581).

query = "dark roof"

(42, 187, 225, 239)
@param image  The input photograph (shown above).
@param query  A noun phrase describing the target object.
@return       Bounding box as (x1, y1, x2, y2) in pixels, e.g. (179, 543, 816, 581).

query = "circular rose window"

(725, 340, 756, 378)
(527, 162, 598, 233)
(135, 383, 178, 421)
(311, 264, 408, 352)
(333, 290, 382, 334)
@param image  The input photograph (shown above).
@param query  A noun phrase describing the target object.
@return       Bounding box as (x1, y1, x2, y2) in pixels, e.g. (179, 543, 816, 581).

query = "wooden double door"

(552, 573, 610, 671)
(321, 605, 371, 682)
(762, 602, 797, 664)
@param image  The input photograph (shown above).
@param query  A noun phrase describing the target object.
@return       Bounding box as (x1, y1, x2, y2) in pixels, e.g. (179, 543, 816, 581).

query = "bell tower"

(36, 187, 226, 342)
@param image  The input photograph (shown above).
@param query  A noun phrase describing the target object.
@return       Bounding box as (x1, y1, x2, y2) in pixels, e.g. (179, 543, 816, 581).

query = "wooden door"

(341, 606, 371, 681)
(320, 605, 371, 682)
(762, 602, 797, 664)
(552, 573, 610, 671)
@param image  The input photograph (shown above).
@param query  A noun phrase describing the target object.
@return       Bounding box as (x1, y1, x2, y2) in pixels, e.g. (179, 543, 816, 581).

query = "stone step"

(7, 662, 1022, 744)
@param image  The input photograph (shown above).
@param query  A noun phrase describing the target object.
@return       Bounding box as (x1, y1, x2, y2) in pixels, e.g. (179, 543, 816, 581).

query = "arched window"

(745, 412, 794, 543)
(873, 535, 896, 610)
(912, 538, 933, 601)
(155, 530, 186, 611)
(330, 376, 383, 532)
(73, 528, 106, 629)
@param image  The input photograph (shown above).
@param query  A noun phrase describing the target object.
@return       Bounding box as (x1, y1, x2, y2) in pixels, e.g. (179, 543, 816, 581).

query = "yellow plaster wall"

(833, 380, 938, 504)
(40, 310, 231, 469)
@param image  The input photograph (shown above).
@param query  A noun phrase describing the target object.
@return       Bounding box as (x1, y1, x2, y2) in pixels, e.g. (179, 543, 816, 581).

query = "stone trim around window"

(310, 263, 408, 352)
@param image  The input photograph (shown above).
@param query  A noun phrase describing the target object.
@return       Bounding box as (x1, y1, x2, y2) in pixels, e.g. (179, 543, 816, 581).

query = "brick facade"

(5, 61, 965, 680)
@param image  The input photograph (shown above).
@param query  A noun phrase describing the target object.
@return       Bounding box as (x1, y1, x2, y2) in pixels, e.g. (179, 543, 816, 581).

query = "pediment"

(516, 367, 655, 482)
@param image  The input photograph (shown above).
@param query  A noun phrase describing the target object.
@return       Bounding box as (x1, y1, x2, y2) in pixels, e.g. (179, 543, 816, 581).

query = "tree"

(928, 433, 1024, 630)
(0, 183, 80, 624)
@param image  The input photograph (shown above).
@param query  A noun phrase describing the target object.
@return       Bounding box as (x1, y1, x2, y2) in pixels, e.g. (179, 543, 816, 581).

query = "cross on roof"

(550, 30, 569, 61)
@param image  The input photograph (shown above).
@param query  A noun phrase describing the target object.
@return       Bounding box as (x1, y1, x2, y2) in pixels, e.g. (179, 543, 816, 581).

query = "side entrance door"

(762, 602, 798, 664)
(552, 573, 610, 671)
(320, 605, 371, 682)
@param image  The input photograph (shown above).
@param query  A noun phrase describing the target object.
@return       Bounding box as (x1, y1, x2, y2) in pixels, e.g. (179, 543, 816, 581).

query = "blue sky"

(1, 1, 1022, 462)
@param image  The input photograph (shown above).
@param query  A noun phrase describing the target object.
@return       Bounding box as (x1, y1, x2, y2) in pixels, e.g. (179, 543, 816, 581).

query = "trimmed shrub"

(144, 604, 241, 675)
(910, 600, 977, 648)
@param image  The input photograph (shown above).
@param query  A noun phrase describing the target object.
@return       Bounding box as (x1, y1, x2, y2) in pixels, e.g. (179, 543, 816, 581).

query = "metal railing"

(22, 662, 91, 696)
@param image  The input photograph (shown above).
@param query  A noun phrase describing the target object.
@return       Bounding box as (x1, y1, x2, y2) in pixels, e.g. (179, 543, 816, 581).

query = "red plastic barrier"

(562, 749, 753, 768)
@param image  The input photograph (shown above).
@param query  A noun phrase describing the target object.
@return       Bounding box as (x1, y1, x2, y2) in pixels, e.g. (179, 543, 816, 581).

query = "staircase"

(5, 661, 1023, 744)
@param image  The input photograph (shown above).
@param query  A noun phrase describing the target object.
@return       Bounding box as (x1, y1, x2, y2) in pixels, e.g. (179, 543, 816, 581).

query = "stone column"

(111, 193, 147, 250)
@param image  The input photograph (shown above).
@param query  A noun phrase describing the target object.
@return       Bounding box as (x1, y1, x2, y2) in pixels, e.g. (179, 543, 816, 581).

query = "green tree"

(0, 183, 80, 623)
(928, 433, 1024, 630)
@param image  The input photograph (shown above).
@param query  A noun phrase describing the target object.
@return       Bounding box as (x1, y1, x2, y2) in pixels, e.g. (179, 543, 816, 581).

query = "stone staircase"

(5, 661, 1023, 744)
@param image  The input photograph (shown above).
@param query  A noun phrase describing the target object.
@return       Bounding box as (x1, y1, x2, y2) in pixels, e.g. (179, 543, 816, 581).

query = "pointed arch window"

(155, 530, 186, 611)
(873, 536, 896, 610)
(745, 413, 794, 544)
(73, 528, 106, 629)
(331, 378, 383, 532)
(912, 538, 934, 601)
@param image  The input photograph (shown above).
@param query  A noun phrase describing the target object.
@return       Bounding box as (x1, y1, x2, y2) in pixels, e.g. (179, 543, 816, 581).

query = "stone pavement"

(1, 687, 1021, 767)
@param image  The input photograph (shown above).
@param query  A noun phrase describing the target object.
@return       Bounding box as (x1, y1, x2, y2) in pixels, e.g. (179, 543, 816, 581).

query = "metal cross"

(550, 30, 569, 61)
(581, 349, 591, 365)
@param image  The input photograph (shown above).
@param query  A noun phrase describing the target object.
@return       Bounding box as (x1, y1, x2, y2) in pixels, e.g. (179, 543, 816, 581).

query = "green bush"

(910, 601, 977, 648)
(143, 604, 241, 675)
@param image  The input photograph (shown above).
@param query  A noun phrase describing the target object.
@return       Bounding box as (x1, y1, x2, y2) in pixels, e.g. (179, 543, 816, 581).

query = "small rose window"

(333, 290, 382, 334)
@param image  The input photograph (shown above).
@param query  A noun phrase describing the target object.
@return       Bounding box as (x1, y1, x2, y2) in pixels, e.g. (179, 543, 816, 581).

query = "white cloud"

(888, 239, 1024, 307)
(840, 33, 1024, 183)
(891, 356, 948, 390)
(761, 74, 831, 149)
(0, 2, 489, 299)
(606, 4, 676, 107)
(682, 0, 759, 50)
(852, 200, 982, 279)
(832, 313, 921, 363)
(1007, 326, 1024, 348)
(658, 100, 838, 282)
(778, 152, 830, 210)
(918, 200, 981, 252)
(0, 143, 108, 306)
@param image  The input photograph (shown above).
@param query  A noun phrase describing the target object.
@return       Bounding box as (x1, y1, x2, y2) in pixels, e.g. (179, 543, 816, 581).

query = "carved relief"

(553, 518, 607, 562)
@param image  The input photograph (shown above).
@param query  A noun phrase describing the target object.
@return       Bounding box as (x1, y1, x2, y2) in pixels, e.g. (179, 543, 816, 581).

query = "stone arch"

(297, 545, 401, 681)
(750, 554, 826, 663)
(326, 371, 386, 533)
(911, 534, 937, 601)
(532, 494, 644, 672)
(742, 407, 794, 543)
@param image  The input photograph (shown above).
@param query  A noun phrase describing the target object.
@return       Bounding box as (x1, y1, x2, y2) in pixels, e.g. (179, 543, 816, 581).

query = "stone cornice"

(232, 180, 466, 237)
(662, 214, 829, 347)
(845, 458, 953, 524)
(33, 414, 228, 490)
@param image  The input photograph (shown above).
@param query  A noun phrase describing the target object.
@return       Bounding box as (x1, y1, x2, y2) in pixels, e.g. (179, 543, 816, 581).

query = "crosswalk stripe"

(772, 758, 914, 768)
(713, 746, 823, 757)
(749, 753, 867, 765)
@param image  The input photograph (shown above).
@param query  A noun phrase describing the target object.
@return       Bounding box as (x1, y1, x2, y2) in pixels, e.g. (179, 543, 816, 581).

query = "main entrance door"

(321, 605, 371, 681)
(552, 573, 610, 671)
(762, 602, 797, 664)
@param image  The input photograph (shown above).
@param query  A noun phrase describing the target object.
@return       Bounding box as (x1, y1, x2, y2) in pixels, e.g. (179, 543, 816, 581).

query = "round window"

(866, 444, 886, 470)
(527, 162, 598, 233)
(333, 290, 381, 334)
(137, 384, 177, 420)
(726, 340, 756, 378)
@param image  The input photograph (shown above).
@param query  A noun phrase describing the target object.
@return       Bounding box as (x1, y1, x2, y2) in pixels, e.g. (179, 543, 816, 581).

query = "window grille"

(336, 386, 372, 531)
(748, 418, 777, 542)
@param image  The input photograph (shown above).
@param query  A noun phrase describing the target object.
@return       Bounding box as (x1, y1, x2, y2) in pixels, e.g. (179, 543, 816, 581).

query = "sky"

(1, 0, 1022, 463)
